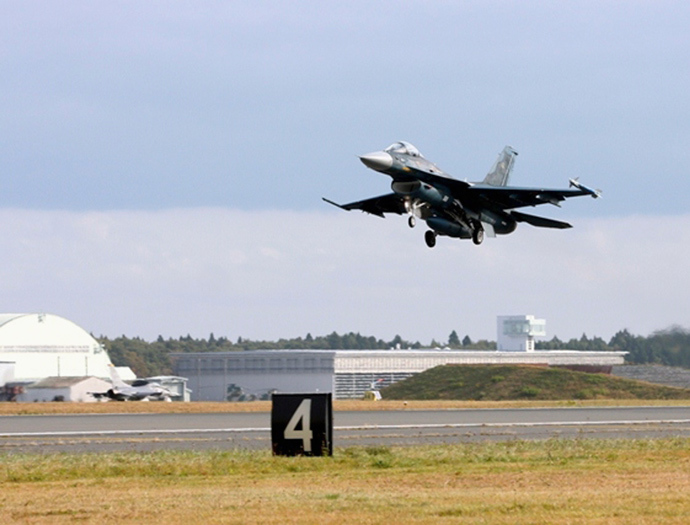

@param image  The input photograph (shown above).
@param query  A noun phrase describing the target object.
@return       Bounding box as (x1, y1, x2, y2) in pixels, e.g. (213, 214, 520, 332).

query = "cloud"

(0, 208, 687, 343)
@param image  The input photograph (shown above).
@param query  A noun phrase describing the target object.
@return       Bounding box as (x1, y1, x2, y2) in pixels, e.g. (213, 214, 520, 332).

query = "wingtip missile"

(569, 178, 602, 198)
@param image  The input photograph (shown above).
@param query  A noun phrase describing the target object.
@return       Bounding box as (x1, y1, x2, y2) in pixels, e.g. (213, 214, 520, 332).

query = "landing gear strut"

(424, 230, 436, 248)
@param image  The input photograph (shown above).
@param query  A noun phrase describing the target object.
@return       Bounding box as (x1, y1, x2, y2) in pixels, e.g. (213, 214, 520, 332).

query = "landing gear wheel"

(472, 226, 484, 245)
(425, 230, 436, 248)
(408, 216, 416, 228)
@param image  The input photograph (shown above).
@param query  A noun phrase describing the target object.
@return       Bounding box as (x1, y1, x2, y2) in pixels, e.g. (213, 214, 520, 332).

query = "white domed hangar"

(0, 313, 113, 382)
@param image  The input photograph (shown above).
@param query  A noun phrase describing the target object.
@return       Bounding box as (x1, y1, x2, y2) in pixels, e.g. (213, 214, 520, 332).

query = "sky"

(1, 1, 689, 344)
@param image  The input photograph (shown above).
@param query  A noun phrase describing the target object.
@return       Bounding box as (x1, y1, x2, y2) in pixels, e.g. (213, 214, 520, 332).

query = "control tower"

(497, 315, 546, 352)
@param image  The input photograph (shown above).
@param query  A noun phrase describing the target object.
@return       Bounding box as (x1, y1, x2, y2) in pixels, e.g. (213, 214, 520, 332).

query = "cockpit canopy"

(384, 141, 423, 158)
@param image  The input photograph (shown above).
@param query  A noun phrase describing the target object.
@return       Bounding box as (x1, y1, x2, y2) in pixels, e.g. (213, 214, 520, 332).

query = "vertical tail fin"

(108, 364, 128, 388)
(482, 146, 518, 186)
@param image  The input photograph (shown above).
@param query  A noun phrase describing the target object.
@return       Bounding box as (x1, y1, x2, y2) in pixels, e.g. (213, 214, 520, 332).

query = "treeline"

(98, 326, 690, 378)
(101, 332, 425, 377)
(535, 327, 690, 366)
(534, 326, 690, 365)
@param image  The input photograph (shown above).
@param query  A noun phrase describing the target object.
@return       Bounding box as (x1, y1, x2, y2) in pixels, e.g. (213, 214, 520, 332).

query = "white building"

(497, 315, 546, 351)
(0, 361, 14, 386)
(172, 348, 627, 400)
(18, 376, 112, 403)
(0, 313, 113, 382)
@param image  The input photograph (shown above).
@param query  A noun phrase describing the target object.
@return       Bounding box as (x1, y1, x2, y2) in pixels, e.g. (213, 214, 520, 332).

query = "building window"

(227, 359, 242, 371)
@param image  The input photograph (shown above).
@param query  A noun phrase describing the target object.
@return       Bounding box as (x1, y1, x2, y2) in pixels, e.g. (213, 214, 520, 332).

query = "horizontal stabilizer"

(511, 210, 572, 229)
(322, 194, 406, 217)
(322, 197, 349, 211)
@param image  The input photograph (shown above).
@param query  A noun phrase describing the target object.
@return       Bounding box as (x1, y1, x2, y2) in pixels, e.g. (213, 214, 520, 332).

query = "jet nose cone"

(359, 151, 393, 172)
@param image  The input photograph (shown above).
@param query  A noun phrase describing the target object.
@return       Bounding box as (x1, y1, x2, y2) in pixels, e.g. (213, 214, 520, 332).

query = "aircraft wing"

(392, 166, 599, 210)
(465, 184, 598, 210)
(322, 194, 406, 217)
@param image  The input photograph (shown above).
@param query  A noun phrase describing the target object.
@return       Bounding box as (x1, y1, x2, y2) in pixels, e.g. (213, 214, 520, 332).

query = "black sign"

(271, 393, 333, 456)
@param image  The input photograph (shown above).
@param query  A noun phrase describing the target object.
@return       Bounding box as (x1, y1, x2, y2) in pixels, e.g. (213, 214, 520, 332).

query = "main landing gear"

(425, 230, 436, 248)
(424, 222, 484, 248)
(471, 220, 484, 245)
(472, 227, 484, 245)
(408, 216, 416, 228)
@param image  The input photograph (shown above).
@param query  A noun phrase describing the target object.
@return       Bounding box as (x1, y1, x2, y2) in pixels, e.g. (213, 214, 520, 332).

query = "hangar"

(0, 313, 113, 382)
(172, 348, 628, 401)
(17, 376, 112, 403)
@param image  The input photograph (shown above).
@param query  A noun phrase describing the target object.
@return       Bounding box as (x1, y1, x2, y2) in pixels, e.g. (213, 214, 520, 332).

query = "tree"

(389, 334, 404, 349)
(326, 332, 342, 349)
(448, 330, 460, 347)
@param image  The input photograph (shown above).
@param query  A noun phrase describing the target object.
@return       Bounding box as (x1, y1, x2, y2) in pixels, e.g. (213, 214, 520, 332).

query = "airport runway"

(1, 406, 690, 454)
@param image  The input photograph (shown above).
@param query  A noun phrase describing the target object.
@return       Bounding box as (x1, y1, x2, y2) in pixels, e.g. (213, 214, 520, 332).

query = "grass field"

(2, 398, 690, 416)
(2, 438, 689, 524)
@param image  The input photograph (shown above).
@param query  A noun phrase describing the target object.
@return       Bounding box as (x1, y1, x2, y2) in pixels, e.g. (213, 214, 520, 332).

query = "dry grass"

(0, 401, 272, 416)
(1, 398, 690, 416)
(2, 439, 690, 524)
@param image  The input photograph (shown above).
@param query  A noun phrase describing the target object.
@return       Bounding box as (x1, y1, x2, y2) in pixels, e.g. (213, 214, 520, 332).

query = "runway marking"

(2, 419, 690, 438)
(337, 419, 690, 430)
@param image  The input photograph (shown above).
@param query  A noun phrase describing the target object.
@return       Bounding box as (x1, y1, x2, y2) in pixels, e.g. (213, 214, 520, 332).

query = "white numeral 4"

(284, 399, 313, 452)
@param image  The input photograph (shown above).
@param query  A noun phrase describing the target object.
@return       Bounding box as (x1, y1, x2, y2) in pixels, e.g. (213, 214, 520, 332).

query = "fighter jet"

(91, 365, 172, 401)
(323, 141, 600, 247)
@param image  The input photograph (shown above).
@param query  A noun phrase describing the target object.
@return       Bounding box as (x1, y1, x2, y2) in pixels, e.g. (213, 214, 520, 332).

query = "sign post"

(271, 393, 333, 456)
